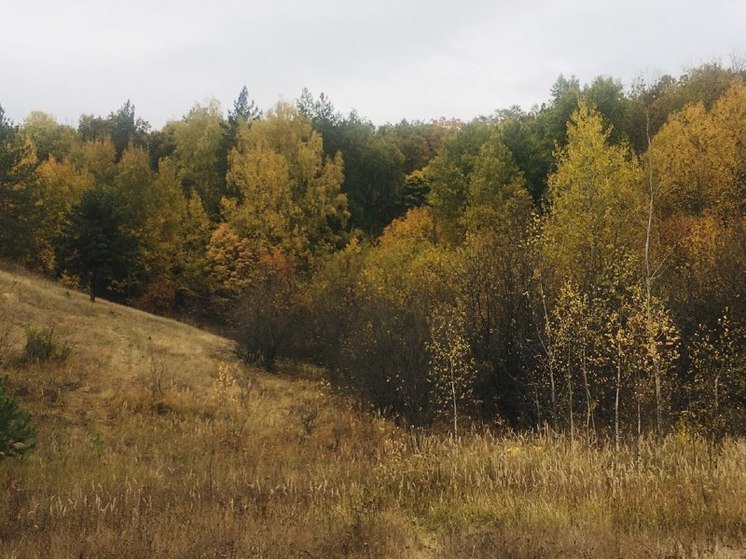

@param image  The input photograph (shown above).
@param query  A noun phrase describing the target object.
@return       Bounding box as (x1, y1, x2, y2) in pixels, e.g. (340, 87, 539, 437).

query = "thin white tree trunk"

(540, 283, 557, 430)
(582, 345, 593, 436)
(450, 356, 458, 440)
(644, 110, 662, 439)
(615, 352, 621, 453)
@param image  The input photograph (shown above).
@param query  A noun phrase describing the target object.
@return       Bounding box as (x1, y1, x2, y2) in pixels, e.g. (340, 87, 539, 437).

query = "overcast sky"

(2, 0, 745, 128)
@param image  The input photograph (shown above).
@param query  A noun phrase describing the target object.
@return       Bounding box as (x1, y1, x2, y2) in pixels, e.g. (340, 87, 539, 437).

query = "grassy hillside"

(0, 266, 744, 558)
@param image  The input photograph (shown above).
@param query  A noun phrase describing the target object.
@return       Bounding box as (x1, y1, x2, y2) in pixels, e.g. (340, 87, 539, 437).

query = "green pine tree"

(56, 185, 138, 302)
(0, 377, 36, 459)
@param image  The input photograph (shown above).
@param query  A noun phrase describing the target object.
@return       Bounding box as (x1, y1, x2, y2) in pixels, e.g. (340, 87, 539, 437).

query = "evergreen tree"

(56, 185, 138, 302)
(78, 101, 150, 162)
(298, 90, 405, 234)
(0, 377, 36, 459)
(0, 105, 37, 260)
(217, 87, 262, 202)
(229, 86, 262, 125)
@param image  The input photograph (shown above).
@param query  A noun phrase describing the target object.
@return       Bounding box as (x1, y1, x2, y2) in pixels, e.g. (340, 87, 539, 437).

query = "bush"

(0, 377, 36, 458)
(233, 290, 296, 372)
(138, 274, 177, 317)
(24, 325, 72, 363)
(232, 249, 299, 372)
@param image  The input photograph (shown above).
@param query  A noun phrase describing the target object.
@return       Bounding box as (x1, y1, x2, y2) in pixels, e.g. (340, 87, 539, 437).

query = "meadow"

(1, 268, 744, 558)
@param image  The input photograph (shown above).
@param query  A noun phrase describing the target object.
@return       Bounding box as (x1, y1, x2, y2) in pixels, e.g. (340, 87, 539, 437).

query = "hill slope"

(1, 267, 233, 393)
(0, 266, 437, 557)
(1, 266, 744, 558)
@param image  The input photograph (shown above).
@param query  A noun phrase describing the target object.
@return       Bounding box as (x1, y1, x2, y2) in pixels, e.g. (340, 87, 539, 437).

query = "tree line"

(1, 62, 745, 442)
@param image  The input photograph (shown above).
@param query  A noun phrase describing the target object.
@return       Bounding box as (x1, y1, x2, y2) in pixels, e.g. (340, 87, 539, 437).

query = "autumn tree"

(541, 282, 603, 439)
(114, 145, 153, 232)
(171, 100, 226, 217)
(175, 191, 212, 308)
(462, 129, 529, 230)
(686, 312, 746, 442)
(136, 158, 211, 314)
(225, 102, 348, 262)
(624, 289, 679, 441)
(534, 100, 683, 440)
(541, 100, 643, 294)
(630, 63, 743, 150)
(317, 208, 446, 425)
(604, 283, 679, 446)
(650, 82, 746, 334)
(233, 248, 299, 371)
(452, 130, 534, 422)
(427, 304, 477, 439)
(70, 138, 118, 186)
(206, 223, 257, 299)
(398, 168, 430, 211)
(301, 237, 366, 370)
(33, 157, 93, 272)
(21, 111, 78, 162)
(217, 87, 262, 197)
(138, 158, 184, 278)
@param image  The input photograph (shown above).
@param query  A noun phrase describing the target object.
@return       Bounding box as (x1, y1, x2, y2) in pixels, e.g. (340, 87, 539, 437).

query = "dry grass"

(0, 266, 745, 558)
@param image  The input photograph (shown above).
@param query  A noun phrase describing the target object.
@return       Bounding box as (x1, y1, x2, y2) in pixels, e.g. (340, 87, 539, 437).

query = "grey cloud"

(1, 0, 744, 127)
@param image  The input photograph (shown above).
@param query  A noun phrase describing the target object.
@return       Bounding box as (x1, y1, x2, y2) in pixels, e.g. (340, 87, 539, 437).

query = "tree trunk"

(567, 357, 574, 441)
(540, 284, 557, 430)
(450, 357, 458, 441)
(644, 109, 662, 440)
(582, 345, 593, 438)
(615, 354, 621, 453)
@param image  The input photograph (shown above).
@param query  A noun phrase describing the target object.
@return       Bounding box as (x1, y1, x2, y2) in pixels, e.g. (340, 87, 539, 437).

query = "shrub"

(24, 325, 72, 363)
(232, 249, 299, 372)
(138, 274, 177, 317)
(0, 377, 36, 458)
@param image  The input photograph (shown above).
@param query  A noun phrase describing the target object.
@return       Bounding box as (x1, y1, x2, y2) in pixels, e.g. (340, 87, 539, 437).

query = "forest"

(1, 61, 745, 444)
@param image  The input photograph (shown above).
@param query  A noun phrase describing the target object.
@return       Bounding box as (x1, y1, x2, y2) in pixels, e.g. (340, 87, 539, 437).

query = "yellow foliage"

(34, 157, 94, 272)
(226, 102, 348, 261)
(652, 81, 746, 220)
(542, 100, 644, 291)
(206, 223, 257, 297)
